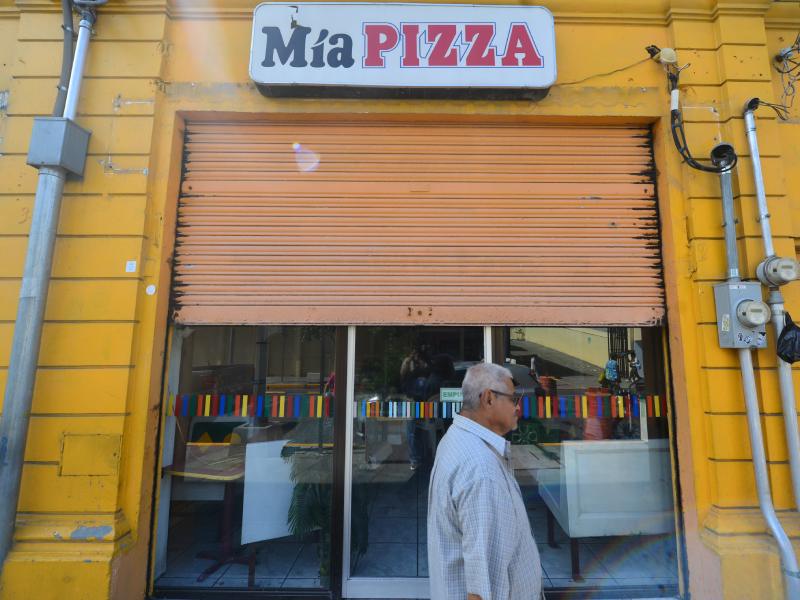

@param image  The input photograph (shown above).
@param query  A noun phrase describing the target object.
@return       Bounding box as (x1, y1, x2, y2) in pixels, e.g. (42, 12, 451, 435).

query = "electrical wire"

(555, 56, 651, 87)
(775, 32, 800, 112)
(665, 66, 737, 173)
(52, 0, 74, 117)
(754, 98, 790, 121)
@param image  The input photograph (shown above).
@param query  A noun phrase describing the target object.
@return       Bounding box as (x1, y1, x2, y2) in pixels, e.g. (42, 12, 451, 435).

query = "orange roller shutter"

(172, 119, 663, 325)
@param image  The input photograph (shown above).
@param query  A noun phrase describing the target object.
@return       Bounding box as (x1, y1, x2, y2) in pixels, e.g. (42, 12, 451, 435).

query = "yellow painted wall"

(0, 0, 798, 599)
(512, 327, 610, 369)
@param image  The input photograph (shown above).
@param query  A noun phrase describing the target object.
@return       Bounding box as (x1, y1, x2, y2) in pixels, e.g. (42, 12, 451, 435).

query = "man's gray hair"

(461, 362, 513, 411)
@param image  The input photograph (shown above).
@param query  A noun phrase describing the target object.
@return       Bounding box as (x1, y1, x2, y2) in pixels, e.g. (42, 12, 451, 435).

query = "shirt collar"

(453, 413, 510, 458)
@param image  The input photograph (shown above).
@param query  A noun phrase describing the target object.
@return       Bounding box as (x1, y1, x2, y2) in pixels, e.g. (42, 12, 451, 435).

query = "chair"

(537, 439, 673, 580)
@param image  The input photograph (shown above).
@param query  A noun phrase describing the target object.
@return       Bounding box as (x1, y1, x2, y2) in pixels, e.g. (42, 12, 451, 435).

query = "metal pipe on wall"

(62, 14, 93, 121)
(718, 165, 740, 282)
(743, 101, 776, 257)
(0, 9, 97, 572)
(738, 348, 800, 598)
(711, 144, 800, 600)
(743, 99, 800, 513)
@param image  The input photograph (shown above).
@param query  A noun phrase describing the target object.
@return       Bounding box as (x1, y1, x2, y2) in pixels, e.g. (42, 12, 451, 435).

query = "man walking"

(428, 362, 543, 600)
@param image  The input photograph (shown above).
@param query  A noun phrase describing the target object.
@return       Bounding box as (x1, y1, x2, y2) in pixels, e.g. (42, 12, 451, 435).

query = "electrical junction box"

(26, 116, 91, 177)
(713, 281, 769, 349)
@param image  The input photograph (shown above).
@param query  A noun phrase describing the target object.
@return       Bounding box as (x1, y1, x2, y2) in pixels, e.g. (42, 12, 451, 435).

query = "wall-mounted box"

(26, 117, 91, 177)
(713, 281, 769, 349)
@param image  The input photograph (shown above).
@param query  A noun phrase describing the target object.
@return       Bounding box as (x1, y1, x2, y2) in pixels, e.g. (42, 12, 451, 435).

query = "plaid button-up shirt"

(427, 414, 542, 600)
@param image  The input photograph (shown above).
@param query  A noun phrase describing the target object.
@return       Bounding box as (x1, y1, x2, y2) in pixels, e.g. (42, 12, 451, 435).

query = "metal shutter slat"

(172, 119, 664, 326)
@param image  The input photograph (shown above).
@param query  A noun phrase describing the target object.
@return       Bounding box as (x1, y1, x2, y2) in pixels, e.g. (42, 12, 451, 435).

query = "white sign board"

(250, 3, 556, 89)
(241, 440, 293, 544)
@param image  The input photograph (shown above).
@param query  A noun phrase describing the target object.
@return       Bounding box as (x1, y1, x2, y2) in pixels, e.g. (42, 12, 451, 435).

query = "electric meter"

(736, 299, 771, 328)
(713, 282, 769, 349)
(756, 256, 799, 287)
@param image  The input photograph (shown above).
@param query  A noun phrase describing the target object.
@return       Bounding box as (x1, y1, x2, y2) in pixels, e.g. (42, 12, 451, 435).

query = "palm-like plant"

(285, 444, 371, 583)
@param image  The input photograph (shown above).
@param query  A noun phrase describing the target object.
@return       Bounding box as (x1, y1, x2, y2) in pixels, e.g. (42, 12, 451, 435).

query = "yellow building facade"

(0, 0, 799, 598)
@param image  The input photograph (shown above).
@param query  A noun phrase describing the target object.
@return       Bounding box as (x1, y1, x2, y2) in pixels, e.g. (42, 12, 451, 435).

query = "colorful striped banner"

(355, 400, 464, 419)
(165, 391, 664, 421)
(166, 393, 333, 418)
(346, 395, 666, 421)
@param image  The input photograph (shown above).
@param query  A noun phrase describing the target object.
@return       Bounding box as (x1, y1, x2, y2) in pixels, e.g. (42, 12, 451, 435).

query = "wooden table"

(165, 444, 254, 585)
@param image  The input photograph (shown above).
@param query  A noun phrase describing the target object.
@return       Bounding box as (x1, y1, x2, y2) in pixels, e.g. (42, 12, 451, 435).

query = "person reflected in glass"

(424, 353, 454, 397)
(409, 353, 456, 469)
(400, 344, 432, 400)
(428, 363, 543, 600)
(401, 344, 432, 470)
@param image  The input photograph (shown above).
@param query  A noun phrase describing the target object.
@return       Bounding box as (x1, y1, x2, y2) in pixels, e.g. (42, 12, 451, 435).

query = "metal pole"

(739, 348, 800, 599)
(743, 104, 775, 258)
(0, 8, 96, 571)
(713, 145, 800, 599)
(743, 101, 800, 512)
(0, 168, 66, 567)
(719, 167, 740, 281)
(768, 292, 800, 511)
(63, 15, 93, 121)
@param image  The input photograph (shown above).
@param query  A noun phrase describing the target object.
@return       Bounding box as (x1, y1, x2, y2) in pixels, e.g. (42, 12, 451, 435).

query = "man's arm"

(458, 477, 516, 600)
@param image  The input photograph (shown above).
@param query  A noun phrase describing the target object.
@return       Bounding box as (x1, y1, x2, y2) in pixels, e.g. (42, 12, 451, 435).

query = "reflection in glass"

(350, 326, 483, 578)
(498, 327, 679, 596)
(156, 326, 336, 591)
(292, 142, 321, 172)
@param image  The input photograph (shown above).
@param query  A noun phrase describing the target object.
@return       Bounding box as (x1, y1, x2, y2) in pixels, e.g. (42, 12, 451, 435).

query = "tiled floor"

(156, 537, 323, 589)
(155, 469, 679, 594)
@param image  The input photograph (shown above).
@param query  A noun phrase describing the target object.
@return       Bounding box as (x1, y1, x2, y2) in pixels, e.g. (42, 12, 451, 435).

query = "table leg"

(546, 508, 558, 548)
(570, 537, 583, 582)
(248, 551, 256, 587)
(196, 481, 255, 584)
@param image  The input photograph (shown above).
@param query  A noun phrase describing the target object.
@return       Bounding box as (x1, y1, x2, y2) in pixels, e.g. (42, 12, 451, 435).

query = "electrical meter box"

(713, 281, 769, 349)
(26, 117, 90, 177)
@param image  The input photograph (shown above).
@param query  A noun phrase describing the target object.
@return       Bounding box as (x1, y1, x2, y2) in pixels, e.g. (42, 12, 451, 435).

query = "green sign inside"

(440, 388, 463, 403)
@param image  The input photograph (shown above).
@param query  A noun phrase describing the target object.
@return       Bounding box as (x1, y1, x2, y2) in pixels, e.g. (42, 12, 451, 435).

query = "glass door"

(153, 325, 340, 594)
(341, 326, 682, 600)
(494, 327, 680, 597)
(342, 326, 486, 598)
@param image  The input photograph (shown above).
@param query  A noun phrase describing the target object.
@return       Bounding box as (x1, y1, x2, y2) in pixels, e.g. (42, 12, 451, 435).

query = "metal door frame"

(340, 326, 492, 599)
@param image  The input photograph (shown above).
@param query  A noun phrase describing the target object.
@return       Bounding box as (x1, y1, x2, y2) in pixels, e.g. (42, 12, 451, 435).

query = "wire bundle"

(775, 33, 800, 116)
(666, 68, 737, 173)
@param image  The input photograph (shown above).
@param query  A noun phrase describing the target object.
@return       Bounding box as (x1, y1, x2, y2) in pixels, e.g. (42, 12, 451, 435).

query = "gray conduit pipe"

(0, 10, 97, 572)
(743, 98, 800, 513)
(712, 144, 800, 599)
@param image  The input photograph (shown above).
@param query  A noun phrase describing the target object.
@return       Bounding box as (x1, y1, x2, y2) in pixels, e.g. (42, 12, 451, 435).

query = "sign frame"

(249, 2, 556, 99)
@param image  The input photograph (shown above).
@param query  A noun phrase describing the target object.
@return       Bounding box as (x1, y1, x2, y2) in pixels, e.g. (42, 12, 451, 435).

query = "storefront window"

(154, 326, 337, 591)
(349, 326, 484, 579)
(497, 327, 679, 595)
(154, 324, 680, 597)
